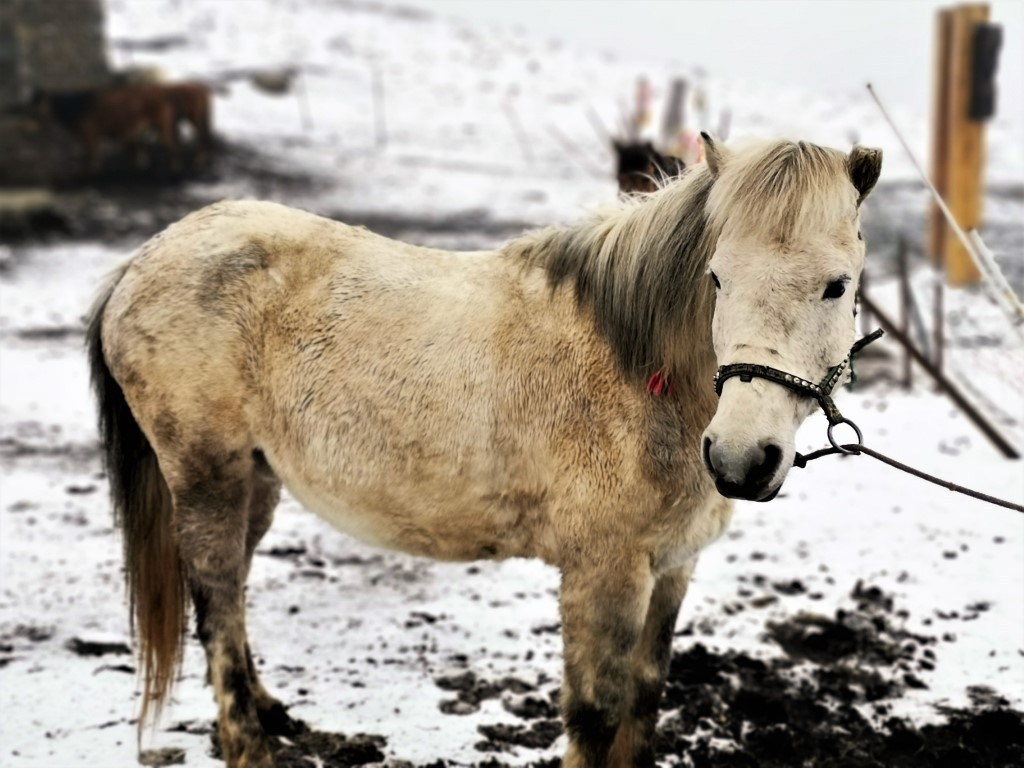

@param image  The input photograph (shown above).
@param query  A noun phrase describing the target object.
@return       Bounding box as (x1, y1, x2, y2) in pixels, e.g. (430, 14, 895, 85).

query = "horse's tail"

(87, 264, 187, 727)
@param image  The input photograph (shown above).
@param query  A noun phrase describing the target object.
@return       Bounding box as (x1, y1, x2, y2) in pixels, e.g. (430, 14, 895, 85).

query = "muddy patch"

(66, 637, 131, 657)
(419, 581, 1023, 767)
(654, 583, 1024, 767)
(475, 719, 562, 752)
(435, 669, 538, 715)
(210, 721, 386, 767)
(273, 731, 386, 767)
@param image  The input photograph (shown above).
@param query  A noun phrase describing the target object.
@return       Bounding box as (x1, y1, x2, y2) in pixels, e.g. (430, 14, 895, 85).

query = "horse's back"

(100, 199, 549, 555)
(103, 200, 376, 364)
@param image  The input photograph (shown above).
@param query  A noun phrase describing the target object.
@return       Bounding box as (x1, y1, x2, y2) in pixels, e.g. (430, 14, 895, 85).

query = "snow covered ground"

(1, 1, 1022, 766)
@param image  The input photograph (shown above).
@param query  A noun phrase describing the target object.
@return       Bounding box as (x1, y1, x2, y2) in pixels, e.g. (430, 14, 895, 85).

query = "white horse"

(87, 134, 880, 767)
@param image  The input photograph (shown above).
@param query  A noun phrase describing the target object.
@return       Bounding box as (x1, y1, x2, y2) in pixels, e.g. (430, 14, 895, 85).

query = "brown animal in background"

(31, 86, 179, 174)
(614, 140, 686, 194)
(160, 83, 214, 166)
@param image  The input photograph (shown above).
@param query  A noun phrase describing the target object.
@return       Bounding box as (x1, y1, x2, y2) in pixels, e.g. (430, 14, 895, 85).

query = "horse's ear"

(701, 132, 725, 176)
(848, 146, 882, 205)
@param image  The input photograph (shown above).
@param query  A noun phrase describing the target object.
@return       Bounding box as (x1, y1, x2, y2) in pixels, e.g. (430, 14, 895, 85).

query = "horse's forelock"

(707, 139, 855, 243)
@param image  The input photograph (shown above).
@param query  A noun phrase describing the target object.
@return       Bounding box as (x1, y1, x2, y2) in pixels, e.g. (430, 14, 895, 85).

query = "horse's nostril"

(749, 443, 782, 485)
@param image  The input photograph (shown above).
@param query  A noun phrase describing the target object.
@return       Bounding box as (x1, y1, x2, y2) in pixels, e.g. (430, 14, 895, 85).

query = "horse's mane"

(506, 139, 854, 382)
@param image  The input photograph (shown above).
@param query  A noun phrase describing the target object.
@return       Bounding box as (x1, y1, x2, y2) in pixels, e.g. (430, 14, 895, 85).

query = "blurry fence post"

(928, 8, 952, 268)
(930, 3, 994, 286)
(370, 60, 387, 150)
(504, 98, 532, 165)
(897, 237, 912, 389)
(297, 73, 314, 133)
(585, 105, 610, 148)
(934, 272, 944, 378)
(859, 270, 872, 339)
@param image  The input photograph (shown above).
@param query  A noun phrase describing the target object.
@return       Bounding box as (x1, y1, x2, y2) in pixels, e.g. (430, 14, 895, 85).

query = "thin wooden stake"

(546, 123, 604, 177)
(934, 269, 944, 377)
(370, 61, 386, 150)
(296, 72, 314, 133)
(503, 99, 532, 165)
(859, 269, 872, 339)
(897, 237, 913, 389)
(585, 105, 610, 147)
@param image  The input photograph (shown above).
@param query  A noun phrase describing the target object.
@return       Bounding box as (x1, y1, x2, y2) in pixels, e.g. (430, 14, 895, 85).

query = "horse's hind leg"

(166, 446, 274, 768)
(240, 463, 303, 737)
(607, 561, 696, 766)
(559, 555, 655, 768)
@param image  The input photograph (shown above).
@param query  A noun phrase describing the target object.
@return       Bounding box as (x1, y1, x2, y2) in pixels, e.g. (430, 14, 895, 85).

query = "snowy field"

(1, 1, 1022, 766)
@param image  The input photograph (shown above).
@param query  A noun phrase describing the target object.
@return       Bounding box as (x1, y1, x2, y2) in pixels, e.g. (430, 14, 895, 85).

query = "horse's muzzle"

(702, 437, 783, 501)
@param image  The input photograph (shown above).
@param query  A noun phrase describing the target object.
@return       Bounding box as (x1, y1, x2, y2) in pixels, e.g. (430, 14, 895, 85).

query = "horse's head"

(699, 135, 882, 501)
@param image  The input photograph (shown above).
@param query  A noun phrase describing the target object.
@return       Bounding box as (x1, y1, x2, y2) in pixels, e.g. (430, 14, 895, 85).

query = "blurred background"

(1, 1, 1021, 766)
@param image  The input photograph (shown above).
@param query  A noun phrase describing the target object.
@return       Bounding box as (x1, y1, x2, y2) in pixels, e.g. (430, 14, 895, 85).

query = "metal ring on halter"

(827, 418, 863, 454)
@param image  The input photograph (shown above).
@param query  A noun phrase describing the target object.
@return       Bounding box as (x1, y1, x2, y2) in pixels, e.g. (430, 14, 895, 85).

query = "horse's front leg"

(608, 561, 696, 767)
(559, 555, 655, 768)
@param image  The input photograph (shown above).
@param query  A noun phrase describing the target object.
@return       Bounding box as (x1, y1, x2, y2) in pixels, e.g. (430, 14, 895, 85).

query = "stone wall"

(0, 115, 80, 186)
(0, 0, 108, 185)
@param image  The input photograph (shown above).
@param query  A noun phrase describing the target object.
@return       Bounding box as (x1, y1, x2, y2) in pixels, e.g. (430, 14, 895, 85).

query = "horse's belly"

(266, 451, 539, 562)
(280, 473, 398, 552)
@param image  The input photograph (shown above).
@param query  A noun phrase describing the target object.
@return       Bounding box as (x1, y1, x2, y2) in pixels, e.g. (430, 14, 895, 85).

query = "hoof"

(237, 743, 275, 768)
(257, 700, 308, 738)
(211, 723, 278, 766)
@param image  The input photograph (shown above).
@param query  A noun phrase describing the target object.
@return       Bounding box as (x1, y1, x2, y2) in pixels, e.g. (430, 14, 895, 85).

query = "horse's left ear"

(701, 132, 726, 176)
(848, 146, 882, 205)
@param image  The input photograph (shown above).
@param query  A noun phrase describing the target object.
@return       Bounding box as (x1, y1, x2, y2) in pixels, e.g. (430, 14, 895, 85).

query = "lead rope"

(713, 329, 1023, 514)
(793, 440, 1024, 514)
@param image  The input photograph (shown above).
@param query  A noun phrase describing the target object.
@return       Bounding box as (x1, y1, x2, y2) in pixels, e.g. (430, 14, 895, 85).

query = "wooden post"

(928, 9, 953, 266)
(934, 273, 944, 376)
(858, 270, 872, 339)
(933, 3, 988, 285)
(897, 238, 913, 389)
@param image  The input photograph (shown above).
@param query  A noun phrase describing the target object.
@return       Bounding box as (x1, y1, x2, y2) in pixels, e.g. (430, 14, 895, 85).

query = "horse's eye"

(823, 280, 847, 300)
(711, 271, 721, 289)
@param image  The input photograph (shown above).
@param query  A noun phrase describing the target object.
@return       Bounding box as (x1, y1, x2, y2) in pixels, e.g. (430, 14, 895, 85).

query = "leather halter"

(713, 329, 884, 451)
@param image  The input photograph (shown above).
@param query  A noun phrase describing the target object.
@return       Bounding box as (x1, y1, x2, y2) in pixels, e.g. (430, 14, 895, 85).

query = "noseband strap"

(714, 329, 884, 450)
